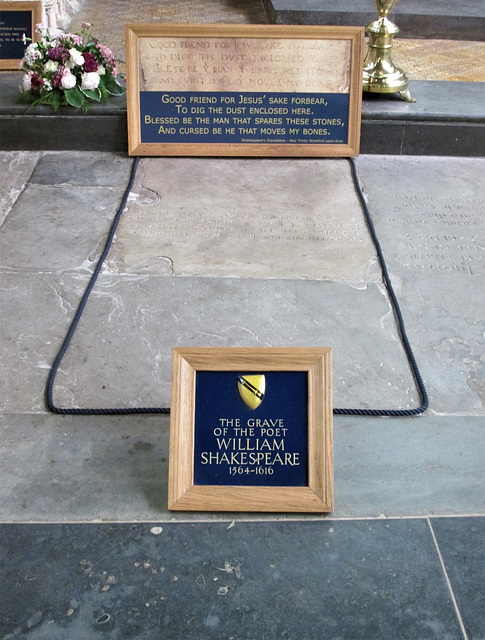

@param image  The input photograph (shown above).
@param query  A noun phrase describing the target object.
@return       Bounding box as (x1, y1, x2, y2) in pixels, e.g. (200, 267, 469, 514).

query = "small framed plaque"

(126, 23, 363, 157)
(168, 347, 333, 512)
(0, 1, 42, 70)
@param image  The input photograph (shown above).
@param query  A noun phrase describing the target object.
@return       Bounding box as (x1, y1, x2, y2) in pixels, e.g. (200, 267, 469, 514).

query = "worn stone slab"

(355, 155, 485, 415)
(1, 413, 484, 522)
(0, 151, 40, 225)
(51, 276, 416, 413)
(0, 186, 129, 274)
(0, 152, 133, 272)
(28, 151, 133, 189)
(0, 271, 417, 413)
(108, 158, 380, 282)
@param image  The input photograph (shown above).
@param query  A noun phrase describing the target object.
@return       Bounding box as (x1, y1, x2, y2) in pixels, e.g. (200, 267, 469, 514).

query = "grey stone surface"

(0, 520, 466, 639)
(264, 0, 485, 40)
(1, 151, 484, 528)
(28, 151, 133, 189)
(109, 158, 379, 281)
(355, 155, 485, 415)
(0, 272, 414, 413)
(1, 413, 483, 522)
(0, 151, 40, 225)
(0, 153, 133, 273)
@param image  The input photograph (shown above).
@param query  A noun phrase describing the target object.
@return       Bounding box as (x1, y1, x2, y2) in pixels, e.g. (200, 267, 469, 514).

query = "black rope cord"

(45, 156, 168, 416)
(45, 156, 428, 417)
(333, 158, 428, 416)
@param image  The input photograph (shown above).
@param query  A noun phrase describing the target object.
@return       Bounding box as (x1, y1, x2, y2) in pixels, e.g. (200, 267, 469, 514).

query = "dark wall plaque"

(0, 2, 41, 70)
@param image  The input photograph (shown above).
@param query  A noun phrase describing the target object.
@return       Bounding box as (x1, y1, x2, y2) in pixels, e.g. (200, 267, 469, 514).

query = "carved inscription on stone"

(139, 37, 351, 94)
(108, 158, 377, 281)
(388, 194, 484, 276)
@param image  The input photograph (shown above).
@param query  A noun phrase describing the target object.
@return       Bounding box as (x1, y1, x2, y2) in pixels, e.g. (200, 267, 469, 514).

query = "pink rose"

(61, 70, 77, 90)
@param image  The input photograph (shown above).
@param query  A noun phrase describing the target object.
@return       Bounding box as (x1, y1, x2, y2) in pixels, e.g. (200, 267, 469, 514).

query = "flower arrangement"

(18, 23, 125, 111)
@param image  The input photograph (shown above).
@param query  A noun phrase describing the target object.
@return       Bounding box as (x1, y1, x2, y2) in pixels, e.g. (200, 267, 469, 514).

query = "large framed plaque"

(126, 23, 363, 157)
(168, 347, 333, 512)
(0, 1, 41, 70)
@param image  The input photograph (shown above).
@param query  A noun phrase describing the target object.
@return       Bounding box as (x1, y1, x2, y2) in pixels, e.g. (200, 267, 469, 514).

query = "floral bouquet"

(18, 23, 125, 111)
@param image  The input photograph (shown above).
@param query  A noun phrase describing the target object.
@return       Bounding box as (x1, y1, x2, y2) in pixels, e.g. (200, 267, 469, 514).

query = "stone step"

(1, 73, 484, 156)
(263, 0, 485, 41)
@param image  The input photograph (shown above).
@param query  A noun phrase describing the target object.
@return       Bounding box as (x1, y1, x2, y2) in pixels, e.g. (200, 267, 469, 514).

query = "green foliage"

(65, 86, 86, 109)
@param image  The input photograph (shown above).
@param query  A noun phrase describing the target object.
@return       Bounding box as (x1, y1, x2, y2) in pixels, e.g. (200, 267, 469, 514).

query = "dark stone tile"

(431, 517, 485, 640)
(362, 81, 485, 123)
(401, 123, 485, 158)
(361, 121, 405, 155)
(263, 0, 485, 40)
(0, 520, 463, 639)
(29, 152, 133, 188)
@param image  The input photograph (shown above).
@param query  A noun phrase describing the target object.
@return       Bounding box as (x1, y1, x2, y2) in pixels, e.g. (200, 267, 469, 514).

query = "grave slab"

(0, 152, 133, 273)
(109, 158, 379, 282)
(0, 272, 416, 414)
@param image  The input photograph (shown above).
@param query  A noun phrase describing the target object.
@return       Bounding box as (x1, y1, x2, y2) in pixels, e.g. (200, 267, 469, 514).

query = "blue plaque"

(194, 371, 308, 486)
(140, 91, 350, 146)
(168, 347, 333, 512)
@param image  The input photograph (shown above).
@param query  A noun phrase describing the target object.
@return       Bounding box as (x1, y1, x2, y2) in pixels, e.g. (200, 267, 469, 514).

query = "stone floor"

(1, 1, 485, 638)
(1, 149, 484, 638)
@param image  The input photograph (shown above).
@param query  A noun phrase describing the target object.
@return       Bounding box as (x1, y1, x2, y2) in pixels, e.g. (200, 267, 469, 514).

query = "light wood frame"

(126, 23, 364, 157)
(0, 1, 42, 70)
(169, 347, 333, 512)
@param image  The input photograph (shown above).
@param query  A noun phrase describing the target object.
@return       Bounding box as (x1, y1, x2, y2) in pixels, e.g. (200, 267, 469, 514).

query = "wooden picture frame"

(0, 1, 42, 70)
(169, 347, 333, 512)
(126, 23, 363, 157)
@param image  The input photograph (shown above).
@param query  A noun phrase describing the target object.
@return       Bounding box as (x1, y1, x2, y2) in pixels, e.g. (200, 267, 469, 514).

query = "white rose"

(61, 71, 77, 90)
(68, 47, 85, 66)
(97, 64, 106, 76)
(44, 59, 58, 73)
(21, 73, 32, 92)
(81, 71, 100, 91)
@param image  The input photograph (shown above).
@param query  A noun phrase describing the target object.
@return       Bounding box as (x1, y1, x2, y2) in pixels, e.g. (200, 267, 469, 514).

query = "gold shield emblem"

(237, 374, 265, 410)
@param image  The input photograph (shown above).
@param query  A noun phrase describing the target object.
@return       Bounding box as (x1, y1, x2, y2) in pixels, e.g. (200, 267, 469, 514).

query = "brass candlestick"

(362, 0, 415, 102)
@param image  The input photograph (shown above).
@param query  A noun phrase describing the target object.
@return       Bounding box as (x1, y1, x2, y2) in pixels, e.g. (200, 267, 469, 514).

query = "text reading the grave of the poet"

(139, 36, 351, 145)
(0, 11, 31, 59)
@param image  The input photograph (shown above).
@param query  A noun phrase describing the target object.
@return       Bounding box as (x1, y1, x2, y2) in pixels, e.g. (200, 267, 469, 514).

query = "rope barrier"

(45, 156, 428, 417)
